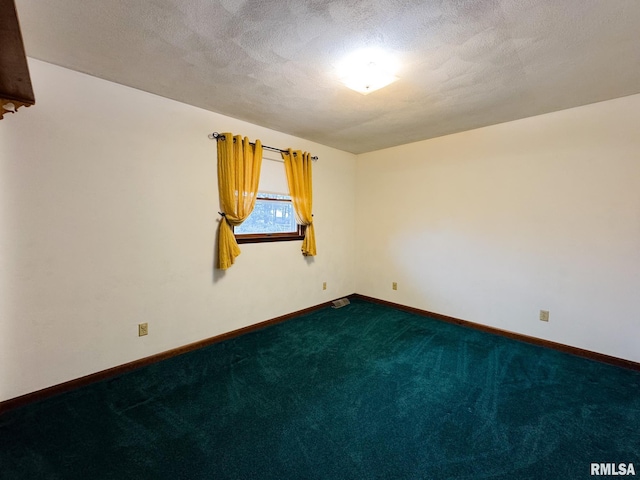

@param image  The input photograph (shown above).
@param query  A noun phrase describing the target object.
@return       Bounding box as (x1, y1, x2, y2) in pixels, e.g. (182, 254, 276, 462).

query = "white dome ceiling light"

(337, 48, 400, 95)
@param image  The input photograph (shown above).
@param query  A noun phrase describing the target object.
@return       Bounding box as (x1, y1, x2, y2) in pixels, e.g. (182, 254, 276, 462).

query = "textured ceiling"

(14, 0, 640, 154)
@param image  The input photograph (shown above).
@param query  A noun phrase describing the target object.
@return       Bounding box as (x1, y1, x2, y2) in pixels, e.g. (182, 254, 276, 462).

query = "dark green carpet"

(1, 299, 639, 479)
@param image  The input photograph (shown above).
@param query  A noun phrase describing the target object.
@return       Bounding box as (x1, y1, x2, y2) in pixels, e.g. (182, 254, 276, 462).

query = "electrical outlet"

(138, 323, 148, 336)
(323, 282, 327, 290)
(392, 282, 398, 291)
(539, 310, 549, 322)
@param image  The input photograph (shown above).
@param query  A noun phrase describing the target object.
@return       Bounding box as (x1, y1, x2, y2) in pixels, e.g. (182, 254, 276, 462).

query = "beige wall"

(3, 59, 639, 403)
(356, 93, 640, 363)
(0, 59, 357, 402)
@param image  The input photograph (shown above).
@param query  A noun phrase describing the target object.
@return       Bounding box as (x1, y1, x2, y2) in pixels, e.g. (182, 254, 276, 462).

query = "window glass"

(233, 156, 305, 243)
(235, 194, 297, 234)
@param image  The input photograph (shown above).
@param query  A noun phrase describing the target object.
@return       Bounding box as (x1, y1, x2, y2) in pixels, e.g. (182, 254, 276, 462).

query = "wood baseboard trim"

(5, 294, 637, 414)
(351, 294, 640, 372)
(0, 299, 337, 415)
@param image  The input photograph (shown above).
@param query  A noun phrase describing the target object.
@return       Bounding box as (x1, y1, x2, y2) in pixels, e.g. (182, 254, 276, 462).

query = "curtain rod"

(208, 132, 318, 161)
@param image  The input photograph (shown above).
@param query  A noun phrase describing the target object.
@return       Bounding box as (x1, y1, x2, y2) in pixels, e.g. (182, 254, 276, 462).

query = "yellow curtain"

(282, 149, 316, 256)
(217, 133, 263, 269)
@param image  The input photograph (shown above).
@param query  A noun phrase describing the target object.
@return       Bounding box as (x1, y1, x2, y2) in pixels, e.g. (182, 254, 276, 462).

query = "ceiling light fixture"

(337, 48, 399, 95)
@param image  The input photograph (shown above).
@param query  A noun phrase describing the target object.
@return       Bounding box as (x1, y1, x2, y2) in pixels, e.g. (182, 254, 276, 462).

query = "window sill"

(235, 233, 304, 244)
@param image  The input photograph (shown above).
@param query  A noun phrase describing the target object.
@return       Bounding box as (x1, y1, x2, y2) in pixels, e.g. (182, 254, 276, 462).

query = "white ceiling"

(15, 0, 640, 154)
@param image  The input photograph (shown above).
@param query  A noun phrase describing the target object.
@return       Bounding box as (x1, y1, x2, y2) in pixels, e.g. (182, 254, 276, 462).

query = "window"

(234, 193, 305, 243)
(233, 154, 304, 244)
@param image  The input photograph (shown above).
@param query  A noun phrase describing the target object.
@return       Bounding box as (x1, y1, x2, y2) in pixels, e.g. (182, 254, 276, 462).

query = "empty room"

(1, 0, 639, 479)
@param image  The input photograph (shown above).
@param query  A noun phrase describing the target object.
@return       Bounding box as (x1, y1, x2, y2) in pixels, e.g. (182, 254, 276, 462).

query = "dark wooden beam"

(1, 0, 35, 119)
